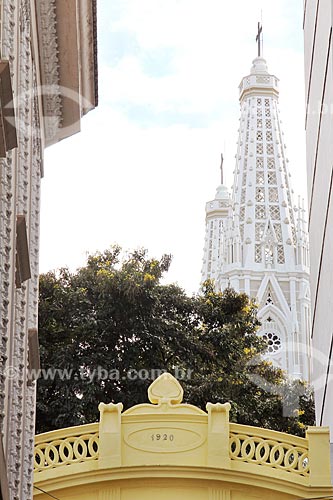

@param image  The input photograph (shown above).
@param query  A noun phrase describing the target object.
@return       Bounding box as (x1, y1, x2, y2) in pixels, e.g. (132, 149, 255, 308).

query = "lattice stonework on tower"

(201, 52, 311, 381)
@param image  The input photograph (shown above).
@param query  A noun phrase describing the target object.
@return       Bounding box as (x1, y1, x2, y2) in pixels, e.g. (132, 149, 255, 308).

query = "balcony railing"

(34, 423, 99, 473)
(35, 422, 311, 476)
(229, 423, 309, 476)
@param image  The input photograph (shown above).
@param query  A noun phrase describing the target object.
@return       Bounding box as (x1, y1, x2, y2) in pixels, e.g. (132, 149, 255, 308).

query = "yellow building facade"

(34, 373, 332, 499)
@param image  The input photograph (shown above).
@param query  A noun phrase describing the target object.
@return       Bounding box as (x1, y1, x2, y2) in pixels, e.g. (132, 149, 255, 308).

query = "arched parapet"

(33, 373, 332, 499)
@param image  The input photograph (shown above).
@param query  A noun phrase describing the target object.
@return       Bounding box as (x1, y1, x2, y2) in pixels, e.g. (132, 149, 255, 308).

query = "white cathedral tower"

(202, 36, 311, 381)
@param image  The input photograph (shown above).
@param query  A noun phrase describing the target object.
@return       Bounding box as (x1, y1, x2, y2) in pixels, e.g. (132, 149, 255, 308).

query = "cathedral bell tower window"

(262, 331, 282, 354)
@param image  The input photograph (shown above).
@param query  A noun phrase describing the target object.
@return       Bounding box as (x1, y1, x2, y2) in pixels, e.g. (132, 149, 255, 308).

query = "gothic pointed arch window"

(264, 244, 274, 265)
(266, 291, 274, 305)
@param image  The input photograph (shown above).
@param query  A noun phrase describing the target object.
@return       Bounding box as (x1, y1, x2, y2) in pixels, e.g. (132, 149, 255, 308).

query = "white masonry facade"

(303, 0, 333, 461)
(202, 56, 311, 381)
(0, 1, 98, 499)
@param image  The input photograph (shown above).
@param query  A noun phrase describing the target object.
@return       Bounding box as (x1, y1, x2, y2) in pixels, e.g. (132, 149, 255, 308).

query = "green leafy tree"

(36, 246, 314, 435)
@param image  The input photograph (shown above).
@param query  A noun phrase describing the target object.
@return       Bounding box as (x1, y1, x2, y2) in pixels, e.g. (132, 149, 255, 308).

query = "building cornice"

(35, 0, 62, 145)
(35, 0, 98, 147)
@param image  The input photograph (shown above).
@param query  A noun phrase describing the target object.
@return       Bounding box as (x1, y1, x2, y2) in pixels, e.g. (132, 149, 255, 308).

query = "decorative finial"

(256, 21, 263, 57)
(148, 373, 183, 405)
(220, 153, 224, 185)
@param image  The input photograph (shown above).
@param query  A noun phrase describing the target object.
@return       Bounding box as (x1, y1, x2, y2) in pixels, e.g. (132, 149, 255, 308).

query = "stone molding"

(35, 0, 62, 143)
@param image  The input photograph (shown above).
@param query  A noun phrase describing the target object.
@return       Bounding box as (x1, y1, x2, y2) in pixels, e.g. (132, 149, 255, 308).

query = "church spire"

(201, 43, 310, 382)
(232, 55, 296, 270)
(201, 154, 230, 285)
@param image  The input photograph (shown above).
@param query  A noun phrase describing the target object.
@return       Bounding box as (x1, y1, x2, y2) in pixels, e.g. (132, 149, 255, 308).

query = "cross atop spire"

(220, 153, 224, 185)
(256, 22, 263, 57)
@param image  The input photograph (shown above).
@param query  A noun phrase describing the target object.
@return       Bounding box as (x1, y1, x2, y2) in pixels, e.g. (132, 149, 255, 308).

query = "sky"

(39, 0, 306, 294)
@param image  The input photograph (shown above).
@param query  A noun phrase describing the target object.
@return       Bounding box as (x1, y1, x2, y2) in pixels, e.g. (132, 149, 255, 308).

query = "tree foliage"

(37, 246, 314, 435)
